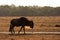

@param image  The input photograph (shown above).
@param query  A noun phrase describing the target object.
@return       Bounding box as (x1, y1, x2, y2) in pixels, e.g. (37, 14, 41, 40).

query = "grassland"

(0, 34, 60, 40)
(0, 16, 60, 32)
(0, 16, 60, 40)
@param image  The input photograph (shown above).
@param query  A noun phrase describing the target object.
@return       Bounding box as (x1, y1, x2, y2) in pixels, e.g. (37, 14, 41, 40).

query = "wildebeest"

(55, 25, 60, 27)
(9, 17, 34, 34)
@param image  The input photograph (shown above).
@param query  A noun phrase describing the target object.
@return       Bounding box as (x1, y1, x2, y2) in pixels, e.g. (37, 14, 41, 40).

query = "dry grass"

(0, 16, 60, 32)
(0, 16, 60, 40)
(0, 34, 60, 40)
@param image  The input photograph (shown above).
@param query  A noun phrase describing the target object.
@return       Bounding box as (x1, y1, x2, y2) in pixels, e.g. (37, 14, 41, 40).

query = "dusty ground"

(0, 16, 60, 40)
(0, 33, 60, 40)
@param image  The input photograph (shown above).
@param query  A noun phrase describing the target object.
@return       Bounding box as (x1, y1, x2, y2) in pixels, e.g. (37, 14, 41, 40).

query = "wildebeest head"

(29, 21, 34, 29)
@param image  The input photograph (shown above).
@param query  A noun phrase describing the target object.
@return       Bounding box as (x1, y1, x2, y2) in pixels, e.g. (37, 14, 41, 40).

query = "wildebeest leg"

(18, 27, 22, 34)
(10, 29, 14, 34)
(13, 28, 15, 34)
(11, 26, 15, 34)
(23, 27, 25, 34)
(9, 24, 14, 34)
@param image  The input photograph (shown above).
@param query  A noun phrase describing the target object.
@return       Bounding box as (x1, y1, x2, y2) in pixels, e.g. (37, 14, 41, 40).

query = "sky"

(0, 0, 60, 7)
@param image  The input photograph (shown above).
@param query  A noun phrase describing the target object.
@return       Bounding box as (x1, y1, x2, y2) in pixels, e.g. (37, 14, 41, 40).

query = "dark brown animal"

(55, 25, 60, 27)
(9, 17, 34, 34)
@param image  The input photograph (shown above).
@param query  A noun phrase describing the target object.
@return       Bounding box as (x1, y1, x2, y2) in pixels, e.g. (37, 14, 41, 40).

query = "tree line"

(0, 5, 60, 16)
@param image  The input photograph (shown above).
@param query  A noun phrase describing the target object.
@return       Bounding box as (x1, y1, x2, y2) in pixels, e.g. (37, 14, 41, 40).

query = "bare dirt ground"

(0, 33, 60, 40)
(0, 16, 60, 40)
